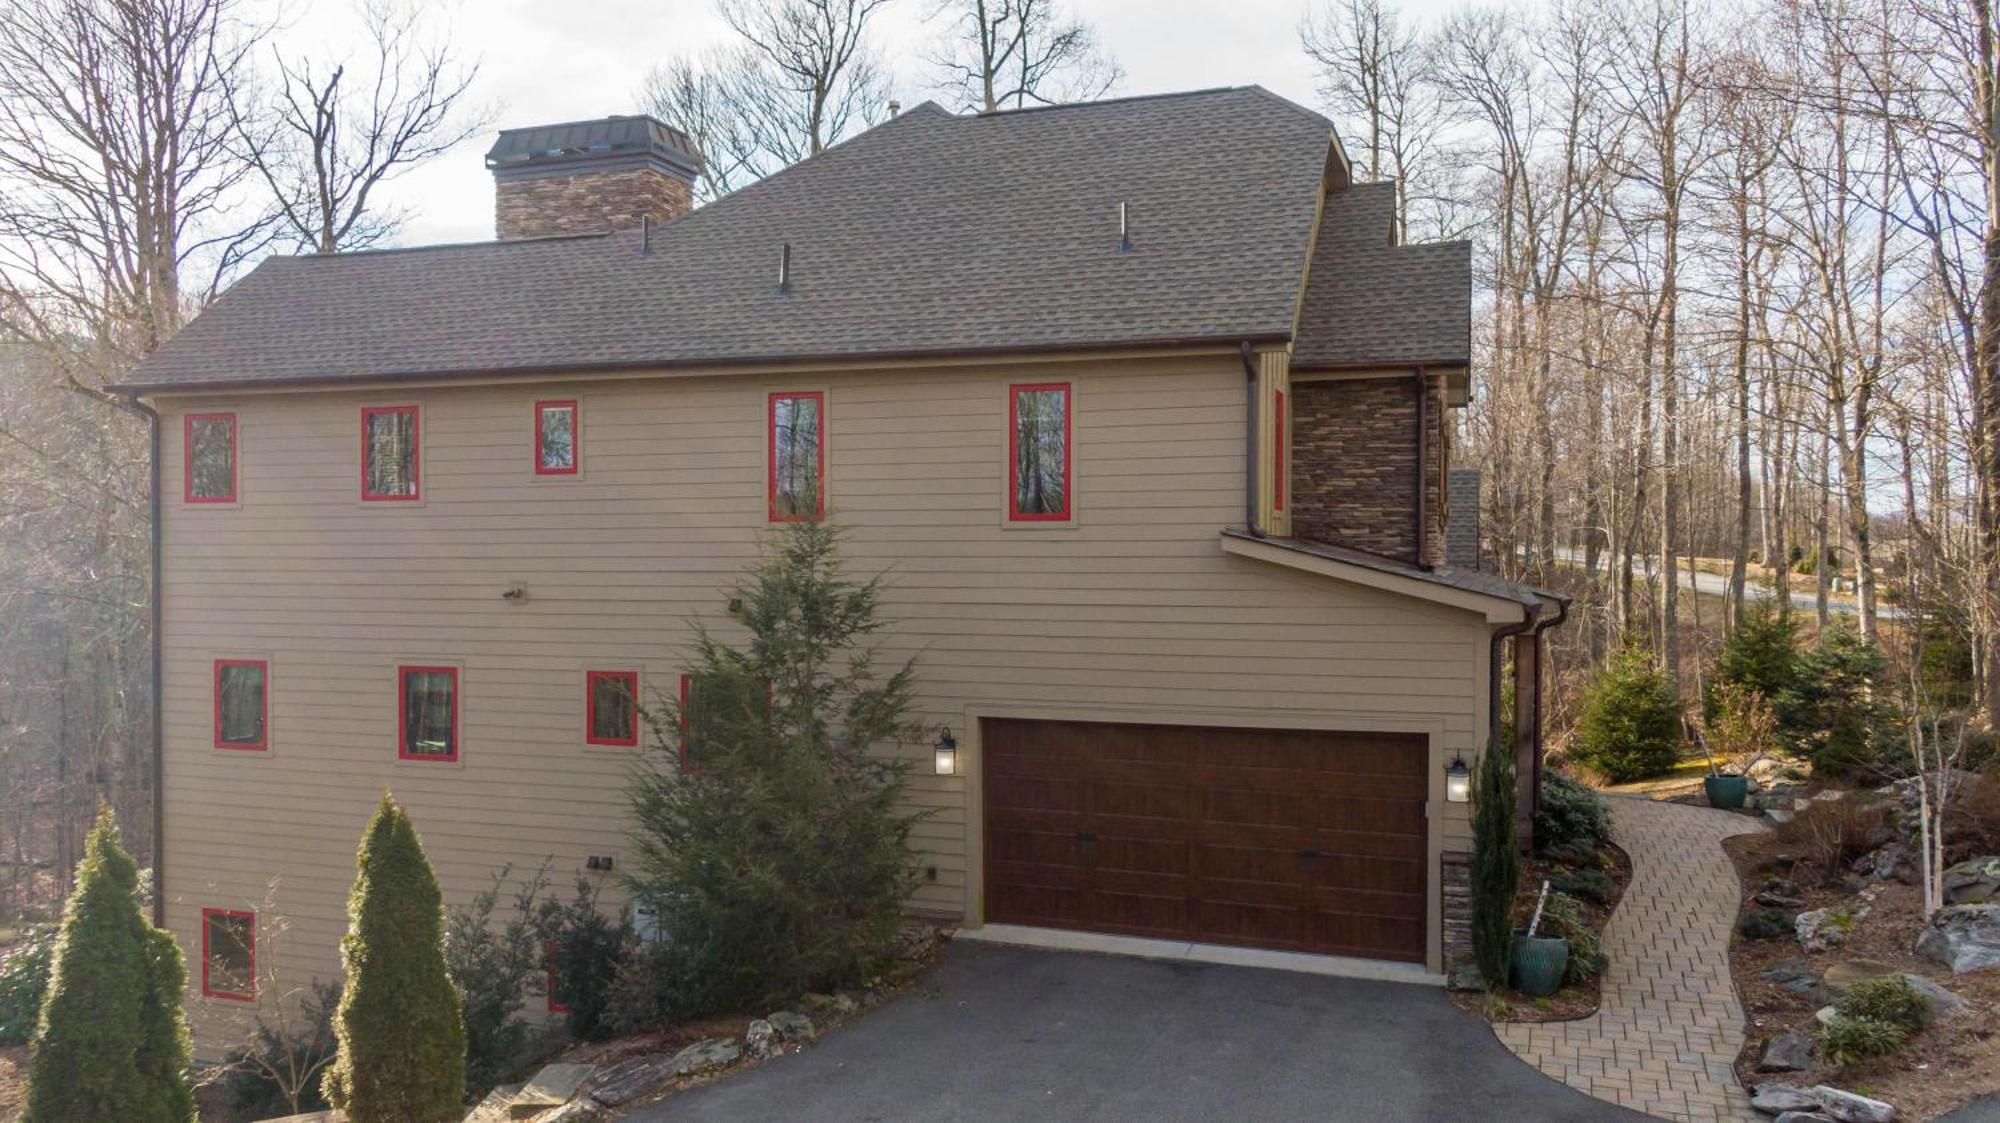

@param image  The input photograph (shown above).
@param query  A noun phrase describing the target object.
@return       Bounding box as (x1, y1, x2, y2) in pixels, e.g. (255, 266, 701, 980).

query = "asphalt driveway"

(625, 941, 1640, 1122)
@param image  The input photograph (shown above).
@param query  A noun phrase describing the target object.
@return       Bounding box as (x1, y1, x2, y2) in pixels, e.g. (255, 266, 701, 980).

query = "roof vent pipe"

(1118, 201, 1131, 253)
(777, 243, 791, 294)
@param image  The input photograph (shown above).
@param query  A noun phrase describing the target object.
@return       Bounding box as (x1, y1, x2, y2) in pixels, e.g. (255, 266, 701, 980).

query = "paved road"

(1943, 1094, 2000, 1122)
(1550, 548, 1902, 619)
(624, 942, 1637, 1122)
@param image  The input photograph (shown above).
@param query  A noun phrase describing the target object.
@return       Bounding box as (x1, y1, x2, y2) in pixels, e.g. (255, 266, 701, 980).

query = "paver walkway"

(1497, 796, 1766, 1122)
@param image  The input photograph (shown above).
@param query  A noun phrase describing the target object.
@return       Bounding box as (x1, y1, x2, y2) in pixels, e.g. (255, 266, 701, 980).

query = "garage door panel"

(983, 718, 1428, 962)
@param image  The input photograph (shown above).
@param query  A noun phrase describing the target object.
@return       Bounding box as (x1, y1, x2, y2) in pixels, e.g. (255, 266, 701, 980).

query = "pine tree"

(26, 806, 194, 1123)
(625, 519, 926, 1021)
(1469, 744, 1519, 991)
(323, 795, 465, 1122)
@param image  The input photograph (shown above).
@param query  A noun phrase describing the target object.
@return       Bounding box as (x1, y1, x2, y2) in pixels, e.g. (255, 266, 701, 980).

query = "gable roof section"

(1219, 529, 1559, 623)
(118, 88, 1339, 393)
(1291, 181, 1471, 371)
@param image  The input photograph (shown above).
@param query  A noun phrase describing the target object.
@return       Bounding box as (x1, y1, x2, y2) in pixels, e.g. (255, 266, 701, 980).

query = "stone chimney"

(1446, 468, 1482, 569)
(485, 116, 702, 240)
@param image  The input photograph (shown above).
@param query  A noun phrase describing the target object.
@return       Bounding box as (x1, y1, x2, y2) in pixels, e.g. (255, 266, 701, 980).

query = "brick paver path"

(1496, 796, 1766, 1122)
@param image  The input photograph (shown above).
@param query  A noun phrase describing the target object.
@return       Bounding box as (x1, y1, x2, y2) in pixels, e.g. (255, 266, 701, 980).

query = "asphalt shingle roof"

(121, 88, 1351, 392)
(1291, 181, 1472, 370)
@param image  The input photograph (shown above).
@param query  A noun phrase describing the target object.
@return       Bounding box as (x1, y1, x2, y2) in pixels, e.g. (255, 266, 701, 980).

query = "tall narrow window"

(768, 391, 824, 521)
(1009, 383, 1071, 521)
(201, 908, 255, 1000)
(184, 412, 237, 503)
(398, 665, 458, 761)
(586, 670, 638, 747)
(535, 400, 579, 475)
(213, 659, 269, 751)
(545, 942, 571, 1013)
(362, 405, 420, 500)
(1273, 388, 1287, 513)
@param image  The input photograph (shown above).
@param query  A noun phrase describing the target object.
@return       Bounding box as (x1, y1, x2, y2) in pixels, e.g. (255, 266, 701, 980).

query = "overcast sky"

(318, 0, 1458, 247)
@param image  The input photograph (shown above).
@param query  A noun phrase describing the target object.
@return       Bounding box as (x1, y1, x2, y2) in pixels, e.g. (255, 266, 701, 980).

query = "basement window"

(362, 405, 420, 500)
(398, 665, 459, 761)
(213, 659, 268, 751)
(768, 391, 824, 521)
(201, 908, 255, 1000)
(586, 670, 639, 747)
(1009, 383, 1071, 521)
(535, 400, 579, 475)
(184, 412, 238, 503)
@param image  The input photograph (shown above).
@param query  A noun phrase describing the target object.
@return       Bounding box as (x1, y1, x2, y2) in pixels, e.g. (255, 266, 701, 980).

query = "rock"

(1815, 959, 1896, 1002)
(744, 1018, 778, 1059)
(669, 1037, 741, 1077)
(1814, 1005, 1841, 1028)
(1748, 757, 1789, 785)
(511, 1064, 594, 1115)
(1854, 843, 1913, 882)
(1807, 1086, 1897, 1123)
(1753, 1083, 1825, 1114)
(530, 1101, 605, 1123)
(1759, 890, 1807, 908)
(1762, 957, 1816, 984)
(800, 992, 859, 1020)
(464, 1086, 521, 1123)
(1896, 973, 1968, 1019)
(1914, 904, 2000, 973)
(1812, 789, 1847, 803)
(1943, 856, 2000, 905)
(766, 1009, 816, 1041)
(585, 1054, 676, 1107)
(1774, 1113, 1835, 1123)
(1757, 1032, 1815, 1073)
(1797, 906, 1869, 953)
(1741, 907, 1795, 940)
(1768, 809, 1796, 826)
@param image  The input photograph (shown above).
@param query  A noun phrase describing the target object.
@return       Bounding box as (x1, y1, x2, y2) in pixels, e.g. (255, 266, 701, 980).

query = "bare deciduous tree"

(928, 0, 1122, 113)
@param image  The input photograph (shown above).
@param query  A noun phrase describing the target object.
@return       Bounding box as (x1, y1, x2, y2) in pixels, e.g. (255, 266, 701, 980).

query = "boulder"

(1762, 957, 1819, 991)
(529, 1102, 605, 1123)
(1758, 890, 1807, 909)
(1943, 856, 2000, 905)
(1914, 904, 2000, 974)
(511, 1064, 594, 1116)
(669, 1037, 741, 1077)
(1806, 1086, 1897, 1123)
(1797, 906, 1868, 953)
(1753, 1084, 1825, 1115)
(1756, 1032, 1814, 1073)
(766, 1009, 817, 1042)
(1773, 1114, 1834, 1123)
(1896, 973, 1968, 1020)
(585, 1054, 676, 1108)
(1768, 809, 1796, 826)
(1741, 907, 1794, 940)
(1854, 844, 1912, 883)
(744, 1018, 778, 1060)
(1813, 1005, 1841, 1028)
(1814, 959, 1896, 1003)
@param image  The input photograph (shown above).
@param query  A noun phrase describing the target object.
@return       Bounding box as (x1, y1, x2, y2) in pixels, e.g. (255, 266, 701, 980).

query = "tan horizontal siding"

(158, 352, 1489, 1055)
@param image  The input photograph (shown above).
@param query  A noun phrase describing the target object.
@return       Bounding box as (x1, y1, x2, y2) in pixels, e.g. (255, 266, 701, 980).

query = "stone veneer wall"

(1441, 850, 1474, 985)
(1290, 374, 1447, 565)
(496, 167, 694, 240)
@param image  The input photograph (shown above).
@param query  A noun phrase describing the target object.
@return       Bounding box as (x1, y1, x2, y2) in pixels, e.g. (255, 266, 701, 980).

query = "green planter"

(1510, 934, 1569, 997)
(1704, 774, 1749, 810)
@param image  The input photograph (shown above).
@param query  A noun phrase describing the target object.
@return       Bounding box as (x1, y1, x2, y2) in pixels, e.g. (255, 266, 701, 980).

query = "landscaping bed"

(1465, 839, 1633, 1023)
(1725, 799, 2000, 1121)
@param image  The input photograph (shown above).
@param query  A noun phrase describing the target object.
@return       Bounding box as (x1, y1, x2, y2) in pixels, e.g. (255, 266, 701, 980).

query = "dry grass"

(0, 1044, 21, 1121)
(1771, 798, 1893, 885)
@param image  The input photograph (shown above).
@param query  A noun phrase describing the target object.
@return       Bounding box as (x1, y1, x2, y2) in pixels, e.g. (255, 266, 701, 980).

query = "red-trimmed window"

(361, 405, 420, 500)
(586, 669, 638, 747)
(213, 659, 268, 751)
(535, 400, 579, 475)
(184, 412, 237, 503)
(768, 391, 824, 521)
(545, 942, 571, 1014)
(398, 665, 458, 761)
(1008, 382, 1071, 521)
(1273, 388, 1287, 513)
(201, 908, 255, 1000)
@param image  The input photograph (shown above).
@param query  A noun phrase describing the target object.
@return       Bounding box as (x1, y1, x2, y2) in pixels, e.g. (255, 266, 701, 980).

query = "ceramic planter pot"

(1509, 934, 1569, 997)
(1704, 774, 1749, 810)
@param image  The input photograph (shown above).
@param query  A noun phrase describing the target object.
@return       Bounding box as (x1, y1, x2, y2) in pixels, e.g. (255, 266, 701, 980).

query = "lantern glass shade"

(934, 727, 957, 776)
(1445, 756, 1471, 803)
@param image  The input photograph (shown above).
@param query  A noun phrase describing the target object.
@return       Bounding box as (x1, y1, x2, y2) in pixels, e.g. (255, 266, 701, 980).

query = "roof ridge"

(968, 85, 1254, 118)
(298, 231, 612, 261)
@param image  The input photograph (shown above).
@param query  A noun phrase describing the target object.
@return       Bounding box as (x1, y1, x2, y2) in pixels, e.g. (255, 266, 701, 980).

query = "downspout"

(1414, 368, 1430, 569)
(123, 392, 165, 927)
(1488, 600, 1539, 752)
(1524, 595, 1570, 821)
(1240, 342, 1267, 539)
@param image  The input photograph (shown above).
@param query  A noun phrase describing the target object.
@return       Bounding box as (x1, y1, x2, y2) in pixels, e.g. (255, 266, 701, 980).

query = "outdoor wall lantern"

(1445, 753, 1472, 803)
(934, 726, 958, 776)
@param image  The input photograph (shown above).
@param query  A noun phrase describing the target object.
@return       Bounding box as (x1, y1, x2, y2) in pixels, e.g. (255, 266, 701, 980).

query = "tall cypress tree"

(323, 795, 465, 1122)
(1469, 744, 1519, 990)
(26, 806, 194, 1123)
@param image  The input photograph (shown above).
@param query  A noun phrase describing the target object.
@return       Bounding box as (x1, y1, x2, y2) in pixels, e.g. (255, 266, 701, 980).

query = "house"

(110, 88, 1564, 1054)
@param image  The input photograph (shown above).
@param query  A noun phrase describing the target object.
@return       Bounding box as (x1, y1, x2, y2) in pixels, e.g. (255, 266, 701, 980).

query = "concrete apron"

(956, 922, 1445, 986)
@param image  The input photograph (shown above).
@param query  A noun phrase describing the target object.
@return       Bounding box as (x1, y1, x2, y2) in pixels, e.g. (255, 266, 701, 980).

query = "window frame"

(677, 673, 703, 771)
(360, 404, 422, 502)
(767, 390, 826, 522)
(1273, 387, 1287, 514)
(584, 669, 640, 748)
(200, 907, 256, 1001)
(1007, 381, 1074, 523)
(534, 399, 580, 477)
(544, 941, 570, 1014)
(396, 664, 460, 762)
(183, 411, 239, 504)
(212, 658, 269, 752)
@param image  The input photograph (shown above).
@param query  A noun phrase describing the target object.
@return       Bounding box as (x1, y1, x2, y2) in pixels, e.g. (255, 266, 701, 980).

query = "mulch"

(1452, 838, 1633, 1023)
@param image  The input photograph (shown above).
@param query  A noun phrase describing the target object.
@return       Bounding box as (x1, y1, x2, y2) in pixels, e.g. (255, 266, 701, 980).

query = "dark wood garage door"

(982, 718, 1429, 963)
